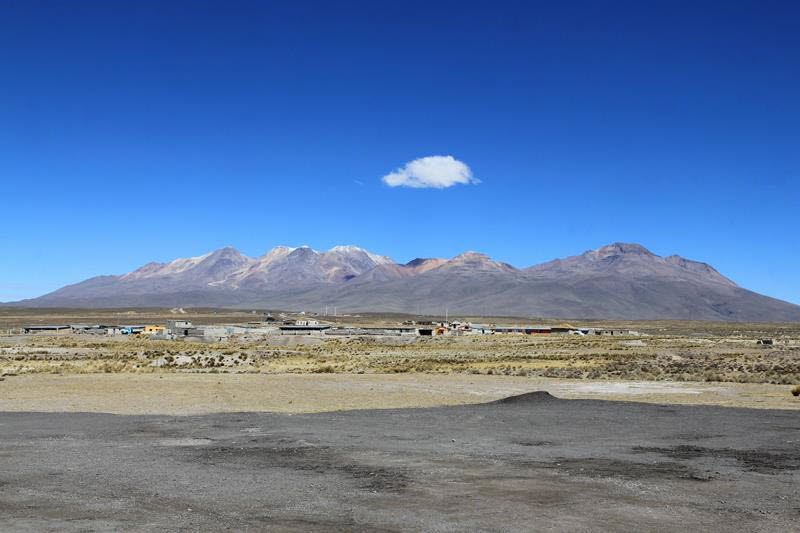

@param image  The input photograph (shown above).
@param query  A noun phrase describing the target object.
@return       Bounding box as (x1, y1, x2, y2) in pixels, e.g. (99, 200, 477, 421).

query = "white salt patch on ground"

(564, 382, 717, 395)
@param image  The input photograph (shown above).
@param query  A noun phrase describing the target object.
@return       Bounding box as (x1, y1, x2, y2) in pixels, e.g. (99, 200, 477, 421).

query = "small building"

(177, 327, 206, 337)
(23, 325, 71, 334)
(279, 324, 331, 335)
(117, 325, 147, 334)
(331, 327, 417, 336)
(167, 320, 194, 336)
(579, 328, 632, 336)
(167, 320, 193, 328)
(70, 324, 114, 334)
(142, 325, 166, 335)
(493, 325, 552, 335)
(81, 325, 112, 335)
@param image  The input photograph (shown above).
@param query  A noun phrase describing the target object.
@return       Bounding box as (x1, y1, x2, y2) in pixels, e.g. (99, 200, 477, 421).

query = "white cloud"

(382, 155, 479, 189)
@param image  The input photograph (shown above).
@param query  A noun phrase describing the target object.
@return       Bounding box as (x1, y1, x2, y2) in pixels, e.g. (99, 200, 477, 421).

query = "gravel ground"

(1, 392, 799, 531)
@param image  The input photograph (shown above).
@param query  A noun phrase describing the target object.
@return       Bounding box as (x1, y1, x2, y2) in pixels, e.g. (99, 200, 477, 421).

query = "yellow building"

(142, 325, 166, 335)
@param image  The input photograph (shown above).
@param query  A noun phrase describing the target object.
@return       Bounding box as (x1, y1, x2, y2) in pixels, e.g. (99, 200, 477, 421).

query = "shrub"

(792, 385, 800, 397)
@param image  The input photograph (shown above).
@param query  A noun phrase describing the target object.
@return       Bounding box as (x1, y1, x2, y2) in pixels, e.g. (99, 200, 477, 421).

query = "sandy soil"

(1, 373, 797, 414)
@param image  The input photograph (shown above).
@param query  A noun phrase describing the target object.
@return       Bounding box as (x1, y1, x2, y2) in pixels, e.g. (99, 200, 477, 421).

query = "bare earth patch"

(0, 373, 797, 415)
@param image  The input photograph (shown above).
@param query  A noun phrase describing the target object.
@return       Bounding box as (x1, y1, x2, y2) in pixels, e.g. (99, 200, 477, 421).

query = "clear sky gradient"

(1, 1, 798, 303)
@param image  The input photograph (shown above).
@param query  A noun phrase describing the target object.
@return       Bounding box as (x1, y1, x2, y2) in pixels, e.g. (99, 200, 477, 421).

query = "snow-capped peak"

(329, 245, 364, 253)
(260, 246, 296, 258)
(328, 245, 393, 265)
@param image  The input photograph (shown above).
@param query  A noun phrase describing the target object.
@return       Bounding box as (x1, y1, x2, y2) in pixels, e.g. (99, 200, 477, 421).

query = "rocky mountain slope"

(11, 243, 800, 321)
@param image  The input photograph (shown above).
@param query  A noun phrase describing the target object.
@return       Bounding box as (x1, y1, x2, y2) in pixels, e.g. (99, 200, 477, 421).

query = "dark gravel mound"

(491, 391, 560, 404)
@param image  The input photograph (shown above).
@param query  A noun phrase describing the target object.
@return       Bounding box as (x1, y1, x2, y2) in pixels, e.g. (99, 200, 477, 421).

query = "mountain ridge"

(8, 243, 800, 322)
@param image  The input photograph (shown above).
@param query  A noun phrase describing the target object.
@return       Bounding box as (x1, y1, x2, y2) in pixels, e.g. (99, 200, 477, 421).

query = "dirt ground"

(1, 373, 798, 414)
(2, 394, 798, 532)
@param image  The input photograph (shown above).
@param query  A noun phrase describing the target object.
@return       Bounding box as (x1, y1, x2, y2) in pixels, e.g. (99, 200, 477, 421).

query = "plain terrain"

(2, 309, 799, 531)
(2, 394, 799, 532)
(1, 373, 799, 413)
(2, 309, 799, 394)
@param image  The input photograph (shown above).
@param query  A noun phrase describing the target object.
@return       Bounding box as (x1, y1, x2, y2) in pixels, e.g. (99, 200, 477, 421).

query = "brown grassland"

(1, 308, 798, 386)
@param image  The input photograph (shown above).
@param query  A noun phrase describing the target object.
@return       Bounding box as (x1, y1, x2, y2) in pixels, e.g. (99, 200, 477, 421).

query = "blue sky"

(1, 0, 798, 304)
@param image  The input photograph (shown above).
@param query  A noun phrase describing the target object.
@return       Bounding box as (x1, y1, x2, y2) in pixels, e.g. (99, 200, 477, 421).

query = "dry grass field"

(1, 308, 799, 411)
(2, 323, 799, 384)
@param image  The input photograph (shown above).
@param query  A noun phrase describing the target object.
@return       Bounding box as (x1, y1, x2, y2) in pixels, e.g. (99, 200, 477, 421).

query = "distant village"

(20, 313, 637, 341)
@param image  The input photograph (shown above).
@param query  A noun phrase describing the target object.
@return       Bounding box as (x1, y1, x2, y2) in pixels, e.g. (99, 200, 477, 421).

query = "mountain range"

(10, 243, 800, 321)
